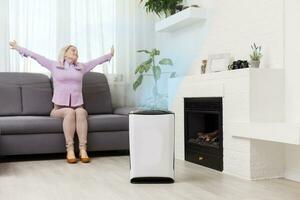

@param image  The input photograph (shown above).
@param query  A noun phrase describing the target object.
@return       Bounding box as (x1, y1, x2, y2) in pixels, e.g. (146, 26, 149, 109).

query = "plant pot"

(250, 60, 260, 68)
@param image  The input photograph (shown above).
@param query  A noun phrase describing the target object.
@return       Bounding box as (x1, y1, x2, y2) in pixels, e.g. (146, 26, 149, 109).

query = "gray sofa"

(0, 72, 134, 156)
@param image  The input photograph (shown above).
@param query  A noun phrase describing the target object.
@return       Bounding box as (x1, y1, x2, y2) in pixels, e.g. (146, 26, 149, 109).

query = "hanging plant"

(140, 0, 183, 18)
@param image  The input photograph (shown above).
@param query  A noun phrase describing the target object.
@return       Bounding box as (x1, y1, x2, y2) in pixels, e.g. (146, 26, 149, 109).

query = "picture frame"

(207, 53, 231, 73)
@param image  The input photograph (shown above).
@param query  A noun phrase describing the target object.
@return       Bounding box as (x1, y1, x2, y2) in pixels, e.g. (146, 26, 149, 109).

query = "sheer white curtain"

(115, 0, 156, 107)
(9, 0, 57, 76)
(70, 0, 115, 74)
(8, 0, 115, 76)
(0, 0, 9, 72)
(69, 0, 127, 107)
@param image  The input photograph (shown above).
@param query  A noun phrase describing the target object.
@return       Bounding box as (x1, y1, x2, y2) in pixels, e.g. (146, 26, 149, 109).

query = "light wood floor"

(0, 155, 300, 200)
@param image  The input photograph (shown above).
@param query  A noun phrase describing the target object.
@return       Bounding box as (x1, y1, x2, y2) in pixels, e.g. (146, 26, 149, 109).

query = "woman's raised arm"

(81, 46, 114, 74)
(9, 40, 55, 72)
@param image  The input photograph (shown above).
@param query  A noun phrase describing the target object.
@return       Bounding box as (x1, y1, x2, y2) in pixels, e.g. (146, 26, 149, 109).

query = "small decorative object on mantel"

(228, 60, 249, 70)
(207, 53, 231, 73)
(249, 43, 262, 68)
(200, 59, 207, 74)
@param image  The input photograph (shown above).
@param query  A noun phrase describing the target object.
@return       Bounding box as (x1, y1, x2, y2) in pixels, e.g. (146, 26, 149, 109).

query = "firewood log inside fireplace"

(197, 130, 219, 142)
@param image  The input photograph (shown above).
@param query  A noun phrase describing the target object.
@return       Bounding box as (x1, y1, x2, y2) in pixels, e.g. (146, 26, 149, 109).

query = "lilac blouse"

(17, 47, 113, 107)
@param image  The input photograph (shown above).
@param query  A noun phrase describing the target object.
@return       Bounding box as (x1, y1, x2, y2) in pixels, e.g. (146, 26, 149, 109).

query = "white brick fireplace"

(167, 68, 299, 180)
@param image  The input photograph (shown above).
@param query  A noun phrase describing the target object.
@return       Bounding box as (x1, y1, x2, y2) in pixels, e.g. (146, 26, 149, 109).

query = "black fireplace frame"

(184, 97, 223, 171)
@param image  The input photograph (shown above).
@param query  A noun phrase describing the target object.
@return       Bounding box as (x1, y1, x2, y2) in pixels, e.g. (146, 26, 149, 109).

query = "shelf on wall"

(155, 7, 206, 32)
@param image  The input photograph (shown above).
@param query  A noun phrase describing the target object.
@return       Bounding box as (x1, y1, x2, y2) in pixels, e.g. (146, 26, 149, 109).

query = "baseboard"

(222, 170, 252, 181)
(285, 168, 300, 183)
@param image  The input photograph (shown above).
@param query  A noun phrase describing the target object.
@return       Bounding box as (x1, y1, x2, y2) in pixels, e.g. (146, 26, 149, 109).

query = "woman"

(9, 40, 114, 164)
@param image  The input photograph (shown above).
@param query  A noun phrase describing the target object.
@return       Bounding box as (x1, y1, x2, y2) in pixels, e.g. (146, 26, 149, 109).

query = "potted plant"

(133, 48, 176, 110)
(140, 0, 183, 18)
(249, 43, 262, 68)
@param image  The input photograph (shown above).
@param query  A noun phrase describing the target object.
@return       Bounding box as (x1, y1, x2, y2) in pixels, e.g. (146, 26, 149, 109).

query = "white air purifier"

(129, 110, 175, 183)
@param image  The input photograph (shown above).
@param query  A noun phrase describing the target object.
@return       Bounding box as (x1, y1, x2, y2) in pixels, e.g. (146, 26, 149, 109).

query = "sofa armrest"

(113, 107, 138, 115)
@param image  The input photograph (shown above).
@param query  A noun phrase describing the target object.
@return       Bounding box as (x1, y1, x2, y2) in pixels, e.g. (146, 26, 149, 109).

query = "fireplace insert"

(184, 97, 223, 171)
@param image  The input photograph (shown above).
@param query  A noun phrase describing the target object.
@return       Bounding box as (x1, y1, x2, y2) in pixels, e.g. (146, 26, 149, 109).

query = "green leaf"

(135, 64, 146, 74)
(154, 49, 160, 56)
(140, 58, 153, 73)
(150, 50, 155, 57)
(170, 72, 176, 78)
(159, 58, 173, 65)
(144, 58, 153, 65)
(144, 63, 152, 72)
(137, 50, 150, 54)
(138, 65, 145, 73)
(135, 58, 153, 74)
(153, 66, 161, 81)
(133, 75, 143, 91)
(135, 66, 141, 74)
(150, 48, 160, 57)
(140, 0, 183, 18)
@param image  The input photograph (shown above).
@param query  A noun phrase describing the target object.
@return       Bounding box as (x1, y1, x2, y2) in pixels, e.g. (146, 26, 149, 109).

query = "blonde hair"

(57, 44, 83, 70)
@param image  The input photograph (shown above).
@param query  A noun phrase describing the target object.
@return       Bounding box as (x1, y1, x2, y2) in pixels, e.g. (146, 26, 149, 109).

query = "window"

(9, 0, 57, 75)
(9, 0, 115, 75)
(70, 0, 115, 74)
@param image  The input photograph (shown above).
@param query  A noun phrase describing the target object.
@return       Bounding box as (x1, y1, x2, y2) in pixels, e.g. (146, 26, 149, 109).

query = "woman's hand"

(9, 40, 18, 50)
(110, 45, 114, 57)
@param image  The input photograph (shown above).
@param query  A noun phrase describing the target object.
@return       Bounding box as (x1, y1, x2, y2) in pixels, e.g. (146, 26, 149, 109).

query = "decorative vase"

(250, 60, 260, 68)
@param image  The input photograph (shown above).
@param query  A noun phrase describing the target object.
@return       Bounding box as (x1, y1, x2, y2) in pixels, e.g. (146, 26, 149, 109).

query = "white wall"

(191, 0, 284, 71)
(284, 0, 300, 182)
(285, 0, 300, 123)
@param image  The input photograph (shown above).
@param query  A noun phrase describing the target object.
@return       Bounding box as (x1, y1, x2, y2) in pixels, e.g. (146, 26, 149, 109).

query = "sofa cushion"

(0, 72, 53, 116)
(0, 115, 128, 135)
(87, 114, 129, 132)
(82, 72, 113, 114)
(0, 85, 22, 116)
(22, 86, 53, 115)
(0, 116, 63, 135)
